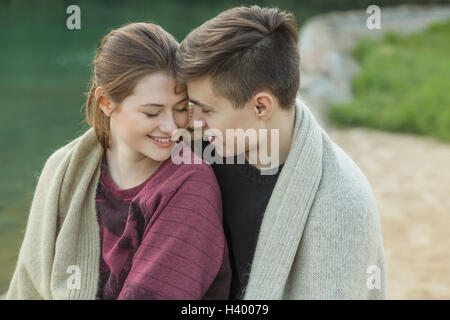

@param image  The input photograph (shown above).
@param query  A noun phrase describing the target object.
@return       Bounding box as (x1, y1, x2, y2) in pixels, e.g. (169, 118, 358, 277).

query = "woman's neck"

(105, 145, 162, 190)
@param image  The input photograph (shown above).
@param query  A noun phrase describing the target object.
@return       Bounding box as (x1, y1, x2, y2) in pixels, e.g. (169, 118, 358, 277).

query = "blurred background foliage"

(329, 20, 450, 141)
(0, 0, 448, 293)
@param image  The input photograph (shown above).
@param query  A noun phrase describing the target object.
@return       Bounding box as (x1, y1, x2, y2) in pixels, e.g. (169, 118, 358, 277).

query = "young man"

(175, 6, 386, 299)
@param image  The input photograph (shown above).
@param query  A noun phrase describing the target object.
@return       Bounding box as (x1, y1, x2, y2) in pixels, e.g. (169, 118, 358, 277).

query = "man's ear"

(95, 87, 113, 117)
(252, 92, 274, 120)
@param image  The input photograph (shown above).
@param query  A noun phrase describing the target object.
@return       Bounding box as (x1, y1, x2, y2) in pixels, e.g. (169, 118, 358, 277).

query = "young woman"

(7, 23, 231, 300)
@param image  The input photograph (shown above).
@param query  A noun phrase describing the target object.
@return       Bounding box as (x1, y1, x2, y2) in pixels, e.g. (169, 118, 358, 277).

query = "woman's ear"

(252, 92, 274, 120)
(95, 87, 113, 117)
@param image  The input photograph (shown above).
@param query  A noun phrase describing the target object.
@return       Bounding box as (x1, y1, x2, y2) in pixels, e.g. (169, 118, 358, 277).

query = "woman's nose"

(160, 110, 178, 134)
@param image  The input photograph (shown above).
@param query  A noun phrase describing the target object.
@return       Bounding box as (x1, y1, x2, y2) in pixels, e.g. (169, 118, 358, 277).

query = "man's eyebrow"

(141, 97, 188, 107)
(190, 99, 213, 109)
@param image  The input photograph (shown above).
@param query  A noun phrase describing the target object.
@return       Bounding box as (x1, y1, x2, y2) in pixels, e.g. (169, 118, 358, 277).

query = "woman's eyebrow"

(141, 97, 188, 107)
(141, 103, 164, 107)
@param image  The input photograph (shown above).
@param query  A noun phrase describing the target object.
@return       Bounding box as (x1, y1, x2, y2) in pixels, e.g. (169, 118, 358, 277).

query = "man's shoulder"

(312, 133, 379, 222)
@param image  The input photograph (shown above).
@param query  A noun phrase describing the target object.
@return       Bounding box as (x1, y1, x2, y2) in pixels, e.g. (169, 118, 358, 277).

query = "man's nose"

(188, 106, 206, 130)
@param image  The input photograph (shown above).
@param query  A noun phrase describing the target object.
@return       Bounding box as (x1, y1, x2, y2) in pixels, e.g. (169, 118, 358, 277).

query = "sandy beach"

(329, 127, 450, 299)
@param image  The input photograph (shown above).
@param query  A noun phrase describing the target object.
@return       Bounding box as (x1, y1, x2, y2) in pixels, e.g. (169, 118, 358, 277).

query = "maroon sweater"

(95, 143, 231, 300)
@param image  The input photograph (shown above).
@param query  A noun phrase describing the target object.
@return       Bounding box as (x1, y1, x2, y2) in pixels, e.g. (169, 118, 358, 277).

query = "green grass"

(328, 20, 450, 142)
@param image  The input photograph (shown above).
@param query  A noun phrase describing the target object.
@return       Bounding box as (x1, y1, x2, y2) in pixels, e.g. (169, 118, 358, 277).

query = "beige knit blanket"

(243, 98, 386, 299)
(7, 129, 103, 299)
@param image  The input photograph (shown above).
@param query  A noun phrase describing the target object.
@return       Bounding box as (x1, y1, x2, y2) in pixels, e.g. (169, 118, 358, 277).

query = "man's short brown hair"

(175, 5, 300, 110)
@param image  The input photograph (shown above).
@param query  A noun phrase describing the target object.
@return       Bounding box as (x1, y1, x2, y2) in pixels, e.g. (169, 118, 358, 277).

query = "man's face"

(186, 77, 259, 157)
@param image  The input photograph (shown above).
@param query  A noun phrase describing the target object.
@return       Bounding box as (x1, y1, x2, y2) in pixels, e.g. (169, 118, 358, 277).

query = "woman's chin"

(143, 148, 173, 163)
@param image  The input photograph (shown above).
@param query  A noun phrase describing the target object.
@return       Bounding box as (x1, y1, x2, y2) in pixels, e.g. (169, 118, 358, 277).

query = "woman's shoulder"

(146, 143, 221, 207)
(45, 137, 80, 165)
(137, 143, 222, 221)
(42, 129, 100, 175)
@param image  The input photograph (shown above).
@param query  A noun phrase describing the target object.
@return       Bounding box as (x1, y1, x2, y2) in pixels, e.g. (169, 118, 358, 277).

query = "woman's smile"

(148, 135, 173, 147)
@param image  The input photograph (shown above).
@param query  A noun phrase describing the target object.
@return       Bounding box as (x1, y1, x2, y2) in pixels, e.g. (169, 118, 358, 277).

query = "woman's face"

(108, 72, 189, 162)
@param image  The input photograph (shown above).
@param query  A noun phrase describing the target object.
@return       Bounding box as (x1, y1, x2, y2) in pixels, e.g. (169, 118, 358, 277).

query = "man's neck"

(246, 105, 296, 170)
(277, 106, 296, 166)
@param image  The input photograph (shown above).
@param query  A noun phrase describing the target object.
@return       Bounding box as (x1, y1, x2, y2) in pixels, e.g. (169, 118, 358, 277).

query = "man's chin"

(214, 145, 240, 159)
(209, 142, 226, 158)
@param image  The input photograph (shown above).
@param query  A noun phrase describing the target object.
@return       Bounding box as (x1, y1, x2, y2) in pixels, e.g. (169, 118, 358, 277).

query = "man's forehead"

(188, 76, 238, 110)
(186, 76, 212, 92)
(186, 78, 216, 106)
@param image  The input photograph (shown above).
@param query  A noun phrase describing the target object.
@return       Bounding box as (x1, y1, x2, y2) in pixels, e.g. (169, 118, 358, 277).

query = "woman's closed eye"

(144, 105, 188, 118)
(174, 105, 188, 113)
(144, 112, 159, 118)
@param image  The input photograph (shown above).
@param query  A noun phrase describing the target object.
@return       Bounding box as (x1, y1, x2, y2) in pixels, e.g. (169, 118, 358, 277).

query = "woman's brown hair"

(85, 22, 179, 149)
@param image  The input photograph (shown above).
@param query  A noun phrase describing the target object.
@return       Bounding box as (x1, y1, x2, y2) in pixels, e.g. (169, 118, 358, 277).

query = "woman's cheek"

(130, 113, 152, 133)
